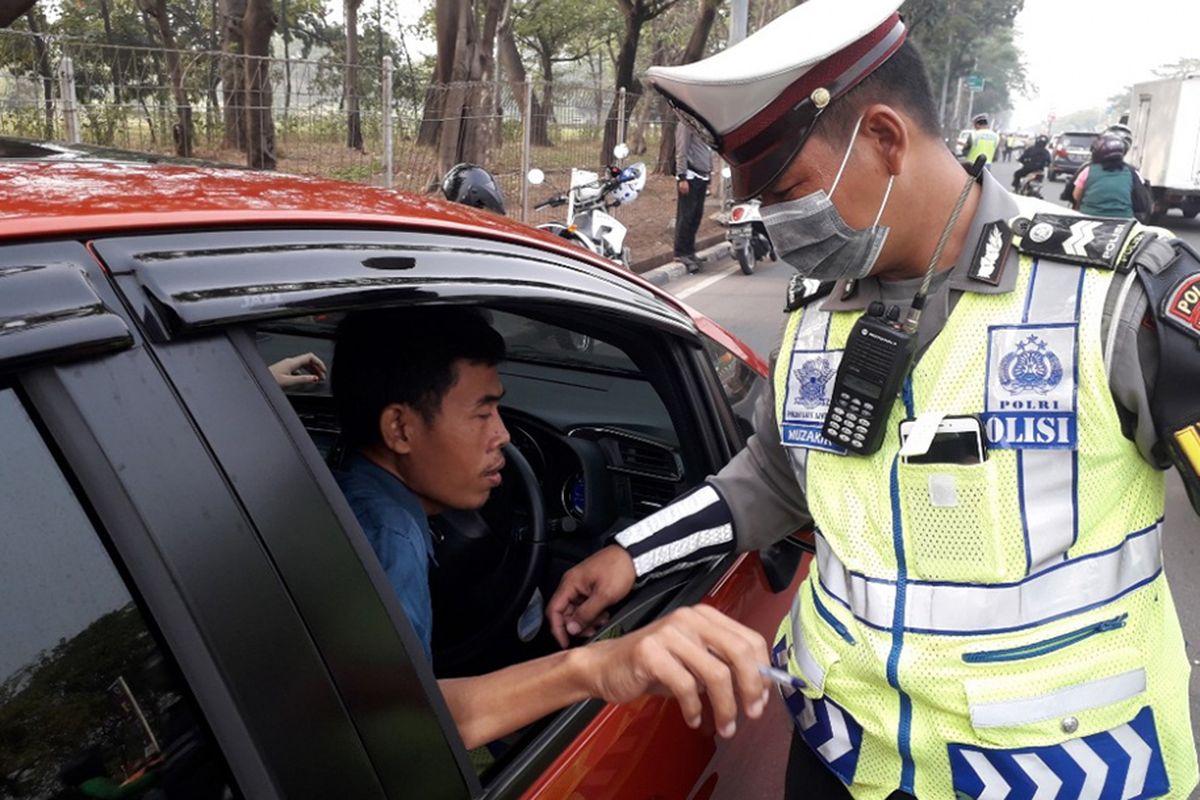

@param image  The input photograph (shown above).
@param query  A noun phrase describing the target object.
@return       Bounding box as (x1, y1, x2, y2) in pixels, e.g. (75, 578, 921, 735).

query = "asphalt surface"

(668, 158, 1200, 774)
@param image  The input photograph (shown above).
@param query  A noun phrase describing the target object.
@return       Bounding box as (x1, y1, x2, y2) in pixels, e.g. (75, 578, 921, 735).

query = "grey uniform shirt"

(708, 169, 1164, 554)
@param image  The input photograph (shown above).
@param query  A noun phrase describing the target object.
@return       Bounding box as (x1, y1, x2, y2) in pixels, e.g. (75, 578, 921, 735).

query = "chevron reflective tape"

(780, 688, 864, 786)
(949, 706, 1168, 799)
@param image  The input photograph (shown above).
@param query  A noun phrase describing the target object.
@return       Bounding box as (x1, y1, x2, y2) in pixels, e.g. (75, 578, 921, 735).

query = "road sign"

(967, 74, 986, 92)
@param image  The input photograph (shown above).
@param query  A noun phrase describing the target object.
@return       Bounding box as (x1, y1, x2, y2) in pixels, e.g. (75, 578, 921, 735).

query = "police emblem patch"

(998, 335, 1063, 395)
(1163, 273, 1200, 340)
(782, 349, 847, 454)
(983, 325, 1078, 449)
(793, 357, 835, 408)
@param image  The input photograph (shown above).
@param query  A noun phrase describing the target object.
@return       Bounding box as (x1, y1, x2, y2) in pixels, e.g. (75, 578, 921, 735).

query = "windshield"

(1063, 133, 1098, 149)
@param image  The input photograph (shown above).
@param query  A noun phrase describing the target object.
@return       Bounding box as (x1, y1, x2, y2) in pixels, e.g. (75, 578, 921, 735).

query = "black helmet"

(973, 113, 990, 126)
(1092, 132, 1127, 163)
(441, 163, 506, 215)
(1105, 123, 1133, 149)
(1035, 134, 1050, 146)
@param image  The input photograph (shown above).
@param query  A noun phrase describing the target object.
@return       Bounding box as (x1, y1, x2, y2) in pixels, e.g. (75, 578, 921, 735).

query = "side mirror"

(613, 143, 630, 160)
(527, 168, 545, 186)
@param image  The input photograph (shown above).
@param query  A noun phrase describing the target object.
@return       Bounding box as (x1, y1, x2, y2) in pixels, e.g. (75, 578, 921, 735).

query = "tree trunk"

(497, 12, 550, 147)
(0, 0, 36, 29)
(140, 0, 194, 156)
(98, 0, 122, 106)
(418, 0, 464, 147)
(344, 0, 363, 151)
(281, 0, 291, 118)
(429, 0, 503, 182)
(655, 0, 719, 173)
(537, 43, 555, 128)
(600, 10, 643, 166)
(207, 0, 221, 144)
(220, 0, 248, 150)
(24, 9, 54, 139)
(243, 0, 276, 169)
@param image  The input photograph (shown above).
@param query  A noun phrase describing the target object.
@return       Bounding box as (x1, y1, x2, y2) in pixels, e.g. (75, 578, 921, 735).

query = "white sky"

(1011, 0, 1200, 128)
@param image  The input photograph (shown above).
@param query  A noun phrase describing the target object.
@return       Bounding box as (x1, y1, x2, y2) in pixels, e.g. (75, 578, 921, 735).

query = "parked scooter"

(1015, 169, 1045, 199)
(527, 144, 646, 269)
(721, 166, 775, 275)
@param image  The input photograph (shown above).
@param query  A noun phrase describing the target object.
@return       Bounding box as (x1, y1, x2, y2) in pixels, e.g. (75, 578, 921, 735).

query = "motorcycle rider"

(1011, 133, 1050, 190)
(1072, 131, 1152, 219)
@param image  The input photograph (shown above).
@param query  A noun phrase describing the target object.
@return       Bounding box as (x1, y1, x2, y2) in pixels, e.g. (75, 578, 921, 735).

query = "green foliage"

(904, 0, 1026, 122)
(0, 605, 164, 799)
(1152, 57, 1200, 79)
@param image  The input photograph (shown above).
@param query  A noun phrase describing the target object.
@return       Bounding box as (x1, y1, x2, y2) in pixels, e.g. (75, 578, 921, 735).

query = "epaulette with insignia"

(1014, 212, 1136, 269)
(784, 274, 834, 312)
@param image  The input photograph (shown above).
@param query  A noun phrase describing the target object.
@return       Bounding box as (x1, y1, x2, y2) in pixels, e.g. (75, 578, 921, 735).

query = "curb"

(638, 240, 733, 288)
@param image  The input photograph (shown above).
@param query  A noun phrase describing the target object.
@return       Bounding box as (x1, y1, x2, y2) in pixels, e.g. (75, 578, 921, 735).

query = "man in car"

(331, 307, 771, 749)
(547, 0, 1200, 797)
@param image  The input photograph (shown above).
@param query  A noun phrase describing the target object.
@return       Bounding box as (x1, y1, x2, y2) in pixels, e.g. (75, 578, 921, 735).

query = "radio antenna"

(902, 155, 985, 334)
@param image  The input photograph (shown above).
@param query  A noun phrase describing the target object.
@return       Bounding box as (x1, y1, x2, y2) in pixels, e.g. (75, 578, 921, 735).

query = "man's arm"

(440, 605, 771, 748)
(547, 361, 812, 644)
(675, 122, 689, 178)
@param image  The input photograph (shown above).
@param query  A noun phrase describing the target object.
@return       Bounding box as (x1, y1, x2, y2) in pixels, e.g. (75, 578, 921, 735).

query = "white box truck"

(1127, 75, 1200, 220)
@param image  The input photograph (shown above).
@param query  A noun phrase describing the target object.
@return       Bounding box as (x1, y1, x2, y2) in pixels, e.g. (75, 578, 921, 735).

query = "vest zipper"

(962, 614, 1127, 664)
(811, 584, 856, 645)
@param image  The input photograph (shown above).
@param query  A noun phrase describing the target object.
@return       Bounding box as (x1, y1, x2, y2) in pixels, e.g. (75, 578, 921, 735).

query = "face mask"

(761, 115, 895, 282)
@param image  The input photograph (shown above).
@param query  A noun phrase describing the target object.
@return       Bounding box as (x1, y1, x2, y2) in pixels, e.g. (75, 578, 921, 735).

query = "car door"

(89, 225, 806, 799)
(0, 240, 410, 798)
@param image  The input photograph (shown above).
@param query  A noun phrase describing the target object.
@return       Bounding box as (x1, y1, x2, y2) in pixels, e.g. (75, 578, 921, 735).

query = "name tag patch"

(781, 349, 847, 454)
(983, 324, 1077, 449)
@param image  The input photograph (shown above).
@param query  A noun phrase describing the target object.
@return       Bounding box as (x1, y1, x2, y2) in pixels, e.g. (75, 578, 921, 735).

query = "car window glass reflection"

(0, 389, 240, 800)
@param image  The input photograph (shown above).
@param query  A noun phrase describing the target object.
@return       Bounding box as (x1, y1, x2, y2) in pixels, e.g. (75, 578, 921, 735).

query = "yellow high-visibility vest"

(771, 247, 1196, 799)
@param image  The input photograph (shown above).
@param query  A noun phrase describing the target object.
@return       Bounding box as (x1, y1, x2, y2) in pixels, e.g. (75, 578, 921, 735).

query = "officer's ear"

(859, 103, 907, 178)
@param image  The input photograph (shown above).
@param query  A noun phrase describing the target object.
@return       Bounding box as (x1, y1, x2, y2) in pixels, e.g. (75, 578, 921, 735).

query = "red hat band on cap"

(722, 13, 907, 199)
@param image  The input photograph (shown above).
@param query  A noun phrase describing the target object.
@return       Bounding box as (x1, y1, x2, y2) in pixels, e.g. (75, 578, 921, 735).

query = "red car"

(0, 139, 807, 799)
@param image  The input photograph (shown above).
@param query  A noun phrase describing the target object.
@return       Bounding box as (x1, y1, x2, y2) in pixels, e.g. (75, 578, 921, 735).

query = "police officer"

(547, 0, 1200, 797)
(962, 113, 999, 166)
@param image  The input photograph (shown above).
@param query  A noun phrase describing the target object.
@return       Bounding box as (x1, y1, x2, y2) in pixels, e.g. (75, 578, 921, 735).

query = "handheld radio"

(823, 302, 918, 453)
(822, 156, 985, 456)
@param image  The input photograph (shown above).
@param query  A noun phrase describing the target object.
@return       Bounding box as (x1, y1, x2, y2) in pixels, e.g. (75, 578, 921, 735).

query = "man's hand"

(548, 544, 636, 647)
(269, 352, 328, 387)
(678, 179, 690, 195)
(580, 604, 772, 738)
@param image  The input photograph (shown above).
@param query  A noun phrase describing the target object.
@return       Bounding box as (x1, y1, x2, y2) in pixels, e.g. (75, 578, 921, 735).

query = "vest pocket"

(962, 614, 1126, 663)
(962, 646, 1146, 749)
(896, 459, 1009, 582)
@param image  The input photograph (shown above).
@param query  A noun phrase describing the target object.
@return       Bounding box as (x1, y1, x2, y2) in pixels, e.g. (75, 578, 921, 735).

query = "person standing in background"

(674, 120, 713, 274)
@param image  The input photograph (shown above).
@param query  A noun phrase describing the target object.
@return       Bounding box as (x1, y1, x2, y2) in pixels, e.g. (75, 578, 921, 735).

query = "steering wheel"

(428, 443, 549, 674)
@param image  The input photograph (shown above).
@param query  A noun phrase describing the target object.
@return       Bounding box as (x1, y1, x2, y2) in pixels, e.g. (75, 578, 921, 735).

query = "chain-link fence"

(0, 29, 665, 224)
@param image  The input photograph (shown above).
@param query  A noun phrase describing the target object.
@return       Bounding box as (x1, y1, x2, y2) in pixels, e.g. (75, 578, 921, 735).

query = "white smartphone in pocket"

(898, 415, 987, 465)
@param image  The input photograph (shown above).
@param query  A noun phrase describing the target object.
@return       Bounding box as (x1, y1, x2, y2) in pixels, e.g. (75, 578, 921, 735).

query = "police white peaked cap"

(645, 0, 906, 201)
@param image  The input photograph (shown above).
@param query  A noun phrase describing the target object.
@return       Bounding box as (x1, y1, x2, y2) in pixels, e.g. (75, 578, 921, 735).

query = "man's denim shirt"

(336, 454, 436, 660)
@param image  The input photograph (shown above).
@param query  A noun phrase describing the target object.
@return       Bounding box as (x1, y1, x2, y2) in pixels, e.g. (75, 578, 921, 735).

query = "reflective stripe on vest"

(809, 520, 1163, 634)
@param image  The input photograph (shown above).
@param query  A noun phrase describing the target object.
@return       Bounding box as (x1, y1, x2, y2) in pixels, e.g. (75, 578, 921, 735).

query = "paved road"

(670, 158, 1200, 772)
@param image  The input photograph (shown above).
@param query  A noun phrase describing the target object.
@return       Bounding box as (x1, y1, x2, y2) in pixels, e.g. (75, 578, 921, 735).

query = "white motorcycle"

(527, 144, 646, 269)
(722, 167, 775, 275)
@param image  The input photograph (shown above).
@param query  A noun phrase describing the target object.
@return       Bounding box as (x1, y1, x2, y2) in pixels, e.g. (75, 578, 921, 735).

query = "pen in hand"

(759, 664, 807, 691)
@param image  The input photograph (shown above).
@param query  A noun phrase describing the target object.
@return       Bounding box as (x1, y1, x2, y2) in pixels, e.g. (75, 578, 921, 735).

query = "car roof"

(0, 139, 768, 375)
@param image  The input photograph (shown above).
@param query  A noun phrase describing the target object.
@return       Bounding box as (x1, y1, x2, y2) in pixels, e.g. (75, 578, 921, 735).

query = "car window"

(1063, 133, 1097, 148)
(0, 387, 240, 800)
(702, 336, 760, 408)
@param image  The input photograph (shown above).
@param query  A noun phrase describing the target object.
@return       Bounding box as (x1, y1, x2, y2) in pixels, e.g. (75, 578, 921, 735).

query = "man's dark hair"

(333, 307, 506, 448)
(811, 40, 942, 143)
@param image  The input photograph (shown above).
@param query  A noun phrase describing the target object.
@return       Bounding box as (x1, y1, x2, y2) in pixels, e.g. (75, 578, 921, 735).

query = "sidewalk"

(633, 237, 733, 287)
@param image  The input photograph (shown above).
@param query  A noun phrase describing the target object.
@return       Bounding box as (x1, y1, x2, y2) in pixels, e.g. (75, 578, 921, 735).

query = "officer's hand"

(580, 604, 771, 738)
(678, 179, 690, 195)
(548, 544, 636, 647)
(269, 352, 328, 387)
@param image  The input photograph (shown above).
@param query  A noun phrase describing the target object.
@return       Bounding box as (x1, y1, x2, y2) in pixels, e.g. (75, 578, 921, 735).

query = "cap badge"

(811, 88, 831, 109)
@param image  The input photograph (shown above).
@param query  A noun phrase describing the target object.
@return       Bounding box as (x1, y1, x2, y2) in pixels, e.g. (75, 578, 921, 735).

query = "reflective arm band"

(614, 484, 735, 579)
